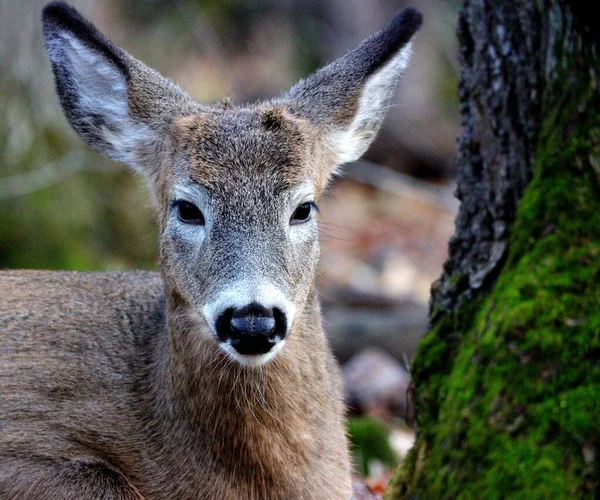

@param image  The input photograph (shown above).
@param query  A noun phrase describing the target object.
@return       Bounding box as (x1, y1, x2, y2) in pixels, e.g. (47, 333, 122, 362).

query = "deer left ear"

(282, 8, 422, 166)
(42, 1, 201, 178)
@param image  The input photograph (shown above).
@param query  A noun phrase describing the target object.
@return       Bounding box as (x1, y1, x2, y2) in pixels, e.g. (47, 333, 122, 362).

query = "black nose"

(216, 303, 287, 356)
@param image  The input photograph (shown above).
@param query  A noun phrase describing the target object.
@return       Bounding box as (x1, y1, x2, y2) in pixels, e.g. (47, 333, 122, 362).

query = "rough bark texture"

(431, 2, 540, 317)
(388, 0, 599, 497)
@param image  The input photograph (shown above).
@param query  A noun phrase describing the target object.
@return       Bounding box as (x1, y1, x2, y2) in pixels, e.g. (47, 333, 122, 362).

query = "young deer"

(0, 2, 422, 498)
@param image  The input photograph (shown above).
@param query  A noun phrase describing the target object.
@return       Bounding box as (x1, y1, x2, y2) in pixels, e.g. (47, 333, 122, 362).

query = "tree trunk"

(388, 0, 599, 497)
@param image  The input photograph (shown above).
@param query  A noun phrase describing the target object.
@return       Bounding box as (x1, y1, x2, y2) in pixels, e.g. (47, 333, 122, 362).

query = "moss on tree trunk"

(388, 1, 599, 497)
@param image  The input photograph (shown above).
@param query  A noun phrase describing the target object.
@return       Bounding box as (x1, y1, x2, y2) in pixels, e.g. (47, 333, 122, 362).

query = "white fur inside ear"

(327, 42, 413, 165)
(46, 30, 154, 169)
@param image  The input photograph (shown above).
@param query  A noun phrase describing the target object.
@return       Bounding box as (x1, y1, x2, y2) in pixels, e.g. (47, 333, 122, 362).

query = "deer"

(0, 2, 422, 498)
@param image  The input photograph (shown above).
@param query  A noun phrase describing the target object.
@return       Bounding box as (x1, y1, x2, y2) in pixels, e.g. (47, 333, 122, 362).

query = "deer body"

(0, 3, 421, 498)
(1, 271, 347, 498)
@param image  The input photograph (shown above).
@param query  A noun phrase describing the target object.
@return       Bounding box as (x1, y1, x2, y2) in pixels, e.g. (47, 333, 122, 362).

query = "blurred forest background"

(0, 0, 460, 491)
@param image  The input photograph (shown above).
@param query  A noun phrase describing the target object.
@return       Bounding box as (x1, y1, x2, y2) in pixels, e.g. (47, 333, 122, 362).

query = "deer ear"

(283, 8, 422, 166)
(42, 1, 200, 176)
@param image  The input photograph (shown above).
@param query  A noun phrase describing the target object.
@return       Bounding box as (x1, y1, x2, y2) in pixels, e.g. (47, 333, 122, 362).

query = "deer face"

(42, 2, 422, 366)
(159, 109, 321, 365)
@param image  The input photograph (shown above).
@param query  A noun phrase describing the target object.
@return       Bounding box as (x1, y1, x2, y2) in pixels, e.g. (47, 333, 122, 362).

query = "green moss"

(388, 82, 600, 498)
(348, 416, 398, 477)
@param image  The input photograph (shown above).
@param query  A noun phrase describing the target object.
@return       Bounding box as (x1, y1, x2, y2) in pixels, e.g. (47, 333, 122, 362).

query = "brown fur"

(170, 107, 317, 193)
(0, 271, 350, 499)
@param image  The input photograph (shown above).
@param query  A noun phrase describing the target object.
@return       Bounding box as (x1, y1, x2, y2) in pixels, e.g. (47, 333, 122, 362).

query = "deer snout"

(202, 283, 295, 366)
(216, 303, 287, 356)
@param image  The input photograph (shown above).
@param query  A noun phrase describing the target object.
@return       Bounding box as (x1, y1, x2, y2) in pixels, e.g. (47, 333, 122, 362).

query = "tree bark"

(388, 0, 600, 497)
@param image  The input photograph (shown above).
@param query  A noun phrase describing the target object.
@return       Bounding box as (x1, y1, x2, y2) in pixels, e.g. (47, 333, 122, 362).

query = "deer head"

(42, 1, 422, 367)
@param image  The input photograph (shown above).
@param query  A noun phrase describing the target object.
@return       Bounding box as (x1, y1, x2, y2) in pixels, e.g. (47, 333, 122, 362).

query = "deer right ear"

(42, 1, 200, 176)
(283, 8, 422, 168)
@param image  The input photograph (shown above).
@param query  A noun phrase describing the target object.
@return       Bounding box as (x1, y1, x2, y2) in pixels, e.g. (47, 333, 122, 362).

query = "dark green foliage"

(0, 164, 158, 271)
(348, 416, 398, 477)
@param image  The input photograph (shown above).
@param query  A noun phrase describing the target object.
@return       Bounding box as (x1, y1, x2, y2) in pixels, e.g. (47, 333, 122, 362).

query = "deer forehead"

(168, 108, 325, 195)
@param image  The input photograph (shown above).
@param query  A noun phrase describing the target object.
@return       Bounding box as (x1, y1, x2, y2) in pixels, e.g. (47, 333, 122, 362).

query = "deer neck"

(148, 288, 331, 460)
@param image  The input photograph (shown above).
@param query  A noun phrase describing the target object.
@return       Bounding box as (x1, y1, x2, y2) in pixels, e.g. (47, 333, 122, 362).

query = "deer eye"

(174, 200, 204, 225)
(290, 202, 316, 225)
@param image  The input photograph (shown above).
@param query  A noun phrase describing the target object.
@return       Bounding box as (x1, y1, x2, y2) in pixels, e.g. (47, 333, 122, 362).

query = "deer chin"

(219, 339, 286, 367)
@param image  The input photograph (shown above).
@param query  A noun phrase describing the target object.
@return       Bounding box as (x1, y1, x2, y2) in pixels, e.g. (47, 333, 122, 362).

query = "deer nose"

(215, 303, 287, 356)
(231, 313, 275, 336)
